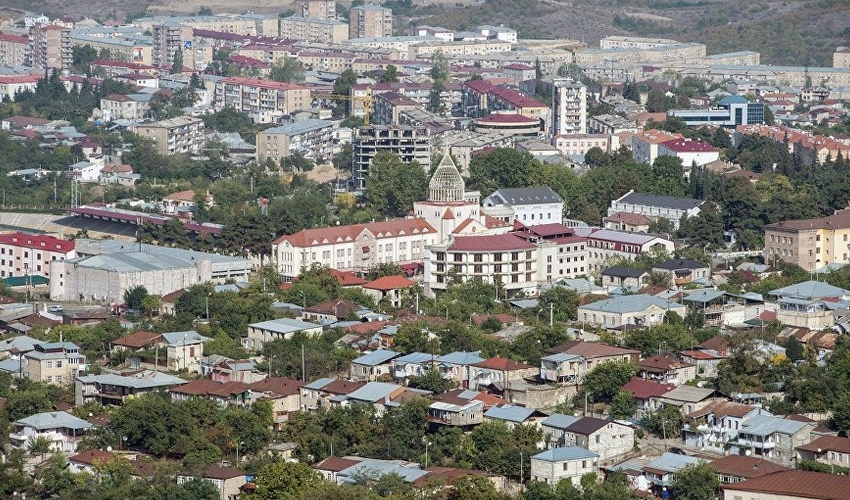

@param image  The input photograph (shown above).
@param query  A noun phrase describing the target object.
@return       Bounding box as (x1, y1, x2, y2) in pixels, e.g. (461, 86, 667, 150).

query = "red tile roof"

(69, 449, 117, 466)
(638, 354, 693, 371)
(687, 400, 758, 419)
(220, 76, 308, 92)
(0, 75, 40, 84)
(313, 456, 362, 472)
(603, 211, 653, 226)
(321, 379, 366, 395)
(331, 269, 368, 286)
(171, 379, 251, 397)
(708, 454, 789, 479)
(721, 470, 850, 500)
(797, 435, 850, 454)
(0, 232, 74, 253)
(698, 335, 729, 352)
(249, 377, 303, 397)
(476, 113, 538, 124)
(488, 86, 545, 109)
(0, 33, 28, 44)
(660, 138, 717, 153)
(363, 275, 416, 291)
(273, 218, 435, 248)
(473, 357, 533, 371)
(449, 233, 536, 252)
(112, 331, 162, 349)
(680, 349, 722, 360)
(161, 289, 187, 303)
(549, 341, 640, 359)
(621, 378, 676, 400)
(197, 465, 245, 480)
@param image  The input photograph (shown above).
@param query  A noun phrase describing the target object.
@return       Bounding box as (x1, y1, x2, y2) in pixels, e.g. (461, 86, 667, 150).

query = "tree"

(609, 390, 637, 420)
(582, 361, 638, 402)
(379, 64, 399, 83)
(364, 152, 428, 217)
(333, 69, 358, 116)
(644, 405, 683, 439)
(123, 285, 149, 311)
(270, 56, 306, 83)
(172, 47, 184, 74)
(409, 367, 455, 393)
(468, 148, 539, 195)
(786, 336, 805, 362)
(140, 295, 161, 317)
(72, 45, 98, 74)
(537, 287, 579, 322)
(831, 392, 850, 435)
(429, 50, 450, 114)
(253, 460, 322, 500)
(670, 462, 720, 500)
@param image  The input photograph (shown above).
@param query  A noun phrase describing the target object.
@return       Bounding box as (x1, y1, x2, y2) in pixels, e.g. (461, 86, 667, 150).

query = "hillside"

(4, 0, 847, 67)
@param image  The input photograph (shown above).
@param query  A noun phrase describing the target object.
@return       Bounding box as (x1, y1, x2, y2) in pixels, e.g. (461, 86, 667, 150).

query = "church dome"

(428, 154, 465, 202)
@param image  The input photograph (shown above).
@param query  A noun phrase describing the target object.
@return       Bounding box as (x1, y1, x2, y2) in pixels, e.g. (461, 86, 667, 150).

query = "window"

(47, 361, 54, 369)
(56, 361, 62, 368)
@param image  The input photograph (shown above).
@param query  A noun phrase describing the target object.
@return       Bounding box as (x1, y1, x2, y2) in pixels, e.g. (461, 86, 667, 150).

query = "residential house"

(539, 352, 585, 385)
(679, 347, 725, 378)
(602, 212, 652, 233)
(303, 299, 364, 323)
(708, 454, 789, 484)
(483, 404, 542, 428)
(652, 258, 711, 286)
(720, 470, 850, 500)
(335, 458, 428, 486)
(683, 401, 770, 454)
(468, 357, 538, 392)
(599, 266, 648, 290)
(657, 138, 719, 167)
(585, 229, 675, 274)
(110, 331, 162, 355)
(362, 275, 416, 309)
(650, 385, 718, 415)
(349, 349, 401, 381)
(607, 190, 703, 230)
(767, 280, 849, 329)
(729, 414, 814, 467)
(621, 378, 677, 417)
(796, 435, 850, 469)
(559, 417, 635, 463)
(546, 341, 640, 372)
(630, 130, 683, 165)
(177, 465, 247, 500)
(75, 370, 186, 406)
(637, 354, 695, 386)
(313, 456, 364, 483)
(208, 359, 264, 384)
(9, 411, 93, 452)
(299, 378, 365, 411)
(428, 397, 485, 428)
(641, 453, 699, 495)
(392, 352, 437, 384)
(24, 342, 86, 385)
(243, 317, 323, 350)
(541, 413, 581, 448)
(161, 330, 211, 372)
(434, 351, 485, 389)
(343, 381, 409, 415)
(170, 379, 253, 407)
(530, 447, 599, 486)
(577, 294, 686, 329)
(481, 187, 564, 225)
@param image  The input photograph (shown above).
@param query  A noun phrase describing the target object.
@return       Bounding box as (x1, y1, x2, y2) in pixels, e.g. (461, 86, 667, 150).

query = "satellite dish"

(107, 446, 113, 452)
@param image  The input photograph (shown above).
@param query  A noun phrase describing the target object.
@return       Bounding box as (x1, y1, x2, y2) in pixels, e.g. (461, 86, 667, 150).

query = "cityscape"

(0, 2, 848, 500)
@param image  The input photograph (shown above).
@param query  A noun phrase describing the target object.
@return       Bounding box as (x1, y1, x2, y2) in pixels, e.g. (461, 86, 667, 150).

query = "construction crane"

(311, 88, 373, 125)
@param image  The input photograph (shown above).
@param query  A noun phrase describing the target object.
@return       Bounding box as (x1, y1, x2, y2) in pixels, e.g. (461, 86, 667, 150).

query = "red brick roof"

(171, 379, 251, 398)
(112, 331, 162, 349)
(313, 456, 362, 472)
(660, 138, 717, 153)
(549, 341, 640, 359)
(331, 269, 368, 287)
(198, 465, 245, 480)
(449, 233, 536, 252)
(698, 335, 729, 351)
(0, 33, 28, 44)
(321, 379, 366, 395)
(476, 113, 538, 124)
(363, 275, 416, 291)
(0, 232, 74, 253)
(721, 470, 850, 500)
(603, 211, 653, 226)
(69, 449, 117, 466)
(621, 378, 675, 400)
(249, 377, 303, 397)
(687, 400, 757, 419)
(638, 354, 693, 371)
(161, 289, 187, 303)
(708, 454, 789, 479)
(473, 357, 533, 371)
(273, 218, 435, 248)
(797, 435, 850, 454)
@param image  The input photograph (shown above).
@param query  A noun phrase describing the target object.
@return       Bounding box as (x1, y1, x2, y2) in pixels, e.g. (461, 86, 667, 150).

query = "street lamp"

(423, 438, 432, 468)
(205, 292, 211, 321)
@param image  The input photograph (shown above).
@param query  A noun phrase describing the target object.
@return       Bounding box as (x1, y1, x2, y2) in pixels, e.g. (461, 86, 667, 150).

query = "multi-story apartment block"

(351, 125, 430, 190)
(477, 25, 518, 44)
(69, 26, 153, 66)
(10, 411, 92, 453)
(349, 4, 393, 39)
(408, 39, 513, 59)
(607, 190, 704, 230)
(135, 14, 276, 36)
(834, 47, 850, 68)
(553, 134, 618, 158)
(133, 116, 205, 155)
(599, 36, 679, 50)
(151, 24, 194, 70)
(372, 92, 420, 126)
(631, 129, 683, 165)
(0, 232, 75, 280)
(215, 76, 311, 123)
(0, 75, 40, 102)
(763, 207, 850, 272)
(551, 78, 587, 135)
(272, 219, 437, 278)
(462, 80, 548, 132)
(29, 24, 72, 69)
(585, 228, 675, 274)
(100, 93, 152, 121)
(587, 114, 638, 135)
(25, 342, 86, 385)
(279, 16, 349, 44)
(0, 33, 30, 66)
(256, 119, 337, 164)
(295, 0, 338, 19)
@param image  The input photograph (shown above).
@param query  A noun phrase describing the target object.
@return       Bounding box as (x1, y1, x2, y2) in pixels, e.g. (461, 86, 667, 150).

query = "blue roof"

(719, 95, 748, 105)
(303, 377, 334, 390)
(579, 294, 678, 314)
(532, 446, 598, 462)
(160, 330, 210, 346)
(435, 351, 484, 365)
(484, 404, 535, 423)
(394, 352, 436, 365)
(644, 452, 698, 473)
(542, 413, 582, 429)
(540, 352, 584, 363)
(338, 458, 428, 483)
(352, 349, 400, 366)
(16, 411, 93, 431)
(0, 358, 22, 374)
(346, 382, 402, 402)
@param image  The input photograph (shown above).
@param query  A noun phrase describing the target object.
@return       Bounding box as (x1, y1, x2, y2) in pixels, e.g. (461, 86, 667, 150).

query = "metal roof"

(768, 280, 850, 300)
(484, 186, 563, 206)
(644, 452, 698, 473)
(484, 404, 535, 423)
(540, 352, 584, 363)
(531, 446, 598, 462)
(160, 330, 211, 346)
(351, 349, 401, 366)
(76, 371, 186, 390)
(579, 294, 679, 314)
(248, 317, 322, 334)
(16, 411, 93, 431)
(346, 382, 402, 402)
(338, 458, 428, 484)
(303, 377, 335, 390)
(615, 191, 703, 211)
(541, 413, 581, 430)
(393, 352, 436, 365)
(739, 414, 810, 437)
(435, 351, 484, 365)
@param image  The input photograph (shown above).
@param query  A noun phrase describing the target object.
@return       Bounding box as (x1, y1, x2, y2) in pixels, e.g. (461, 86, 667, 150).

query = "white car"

(48, 305, 63, 312)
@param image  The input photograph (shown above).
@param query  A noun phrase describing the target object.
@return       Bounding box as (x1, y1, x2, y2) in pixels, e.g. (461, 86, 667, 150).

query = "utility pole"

(519, 450, 524, 484)
(301, 342, 306, 382)
(549, 302, 554, 326)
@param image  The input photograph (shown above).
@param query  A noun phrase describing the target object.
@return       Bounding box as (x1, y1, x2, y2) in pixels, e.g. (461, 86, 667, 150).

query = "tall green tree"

(172, 47, 184, 74)
(429, 50, 450, 114)
(364, 151, 428, 217)
(468, 148, 539, 195)
(333, 69, 358, 116)
(582, 361, 638, 402)
(253, 461, 322, 500)
(670, 462, 720, 500)
(270, 56, 306, 83)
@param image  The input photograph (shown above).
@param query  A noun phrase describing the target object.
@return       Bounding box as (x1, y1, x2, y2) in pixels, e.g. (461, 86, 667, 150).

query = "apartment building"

(100, 93, 152, 120)
(272, 218, 438, 278)
(462, 80, 548, 131)
(551, 78, 587, 135)
(585, 228, 676, 274)
(279, 16, 349, 44)
(215, 76, 311, 123)
(0, 232, 75, 280)
(349, 4, 393, 39)
(69, 26, 152, 66)
(657, 138, 719, 167)
(0, 75, 40, 101)
(351, 125, 430, 190)
(553, 134, 618, 157)
(631, 129, 683, 165)
(408, 39, 513, 59)
(763, 207, 850, 272)
(151, 24, 194, 69)
(30, 24, 72, 69)
(257, 119, 337, 164)
(133, 116, 205, 155)
(599, 36, 679, 50)
(295, 0, 338, 19)
(607, 190, 704, 230)
(0, 33, 30, 66)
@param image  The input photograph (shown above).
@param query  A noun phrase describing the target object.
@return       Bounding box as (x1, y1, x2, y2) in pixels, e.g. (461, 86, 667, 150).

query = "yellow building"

(764, 208, 850, 272)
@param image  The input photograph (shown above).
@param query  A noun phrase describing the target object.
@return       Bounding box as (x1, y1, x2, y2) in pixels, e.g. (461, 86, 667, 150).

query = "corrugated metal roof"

(484, 404, 534, 423)
(541, 413, 581, 430)
(346, 382, 402, 402)
(352, 349, 401, 366)
(16, 411, 93, 431)
(531, 446, 598, 462)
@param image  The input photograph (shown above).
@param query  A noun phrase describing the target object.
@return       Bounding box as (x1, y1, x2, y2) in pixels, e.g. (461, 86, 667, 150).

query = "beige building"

(349, 4, 392, 39)
(553, 133, 617, 157)
(280, 16, 348, 43)
(295, 0, 338, 19)
(720, 469, 845, 500)
(30, 24, 72, 69)
(177, 466, 246, 500)
(0, 33, 29, 66)
(25, 342, 86, 385)
(764, 208, 850, 272)
(100, 93, 151, 120)
(0, 75, 40, 101)
(256, 119, 336, 165)
(133, 116, 205, 155)
(835, 47, 850, 68)
(214, 76, 311, 123)
(151, 24, 194, 69)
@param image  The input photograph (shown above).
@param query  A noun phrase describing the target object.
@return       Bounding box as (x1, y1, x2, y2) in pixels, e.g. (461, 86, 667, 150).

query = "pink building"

(0, 233, 75, 280)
